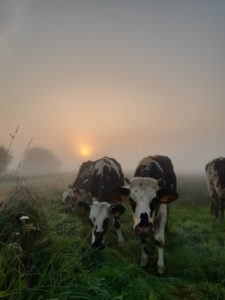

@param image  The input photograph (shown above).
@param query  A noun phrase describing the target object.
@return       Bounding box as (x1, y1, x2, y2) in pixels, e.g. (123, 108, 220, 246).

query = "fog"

(0, 0, 225, 174)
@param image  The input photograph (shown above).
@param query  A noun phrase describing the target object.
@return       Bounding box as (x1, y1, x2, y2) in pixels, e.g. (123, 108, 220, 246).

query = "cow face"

(111, 177, 178, 239)
(62, 186, 77, 211)
(129, 178, 159, 238)
(89, 201, 126, 249)
(130, 178, 178, 238)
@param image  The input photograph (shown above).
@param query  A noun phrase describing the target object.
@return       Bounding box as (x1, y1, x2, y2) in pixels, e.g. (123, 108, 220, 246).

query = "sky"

(0, 0, 225, 174)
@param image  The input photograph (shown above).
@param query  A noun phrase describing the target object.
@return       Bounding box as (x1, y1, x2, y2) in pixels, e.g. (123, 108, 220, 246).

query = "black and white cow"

(205, 157, 225, 218)
(63, 157, 129, 248)
(111, 155, 178, 274)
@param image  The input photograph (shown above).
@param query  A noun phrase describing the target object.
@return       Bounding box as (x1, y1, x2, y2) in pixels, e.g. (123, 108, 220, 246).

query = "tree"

(0, 145, 13, 173)
(21, 147, 60, 175)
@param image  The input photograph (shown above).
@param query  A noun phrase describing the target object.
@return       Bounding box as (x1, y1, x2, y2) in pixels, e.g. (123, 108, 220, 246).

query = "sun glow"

(80, 146, 91, 157)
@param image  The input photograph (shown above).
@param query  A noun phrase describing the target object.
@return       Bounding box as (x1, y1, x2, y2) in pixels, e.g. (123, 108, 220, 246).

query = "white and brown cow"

(63, 157, 129, 248)
(111, 155, 178, 274)
(205, 157, 225, 218)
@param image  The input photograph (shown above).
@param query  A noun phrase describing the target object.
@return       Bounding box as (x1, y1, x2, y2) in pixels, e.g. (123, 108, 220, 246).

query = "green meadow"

(0, 174, 225, 300)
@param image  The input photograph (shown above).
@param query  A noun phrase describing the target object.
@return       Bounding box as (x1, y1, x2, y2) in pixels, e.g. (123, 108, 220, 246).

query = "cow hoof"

(140, 257, 148, 268)
(157, 265, 165, 275)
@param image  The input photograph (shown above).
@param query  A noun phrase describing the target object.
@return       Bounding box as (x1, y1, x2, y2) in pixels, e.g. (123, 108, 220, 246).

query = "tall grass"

(0, 174, 225, 299)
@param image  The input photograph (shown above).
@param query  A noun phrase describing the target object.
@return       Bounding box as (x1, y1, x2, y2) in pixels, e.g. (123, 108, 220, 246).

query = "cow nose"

(92, 231, 105, 249)
(134, 224, 153, 238)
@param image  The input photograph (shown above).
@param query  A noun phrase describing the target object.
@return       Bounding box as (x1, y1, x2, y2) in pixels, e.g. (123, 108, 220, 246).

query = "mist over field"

(0, 0, 225, 174)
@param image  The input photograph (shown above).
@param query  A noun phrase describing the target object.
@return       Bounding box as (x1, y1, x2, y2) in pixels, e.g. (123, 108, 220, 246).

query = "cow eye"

(129, 197, 137, 212)
(150, 198, 158, 213)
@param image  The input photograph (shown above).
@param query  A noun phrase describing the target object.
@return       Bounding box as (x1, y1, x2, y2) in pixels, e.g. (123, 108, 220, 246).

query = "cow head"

(89, 201, 126, 249)
(72, 187, 92, 213)
(111, 177, 178, 239)
(62, 186, 91, 212)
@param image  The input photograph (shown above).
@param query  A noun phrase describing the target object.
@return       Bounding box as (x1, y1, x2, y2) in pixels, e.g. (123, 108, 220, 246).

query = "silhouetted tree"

(21, 147, 60, 175)
(0, 145, 13, 173)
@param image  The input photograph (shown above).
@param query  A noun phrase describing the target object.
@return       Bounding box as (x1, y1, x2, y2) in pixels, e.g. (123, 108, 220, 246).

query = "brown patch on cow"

(113, 211, 120, 217)
(109, 187, 130, 202)
(158, 190, 179, 204)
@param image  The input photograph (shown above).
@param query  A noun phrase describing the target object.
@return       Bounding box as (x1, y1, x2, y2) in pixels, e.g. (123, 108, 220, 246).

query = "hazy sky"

(0, 0, 225, 173)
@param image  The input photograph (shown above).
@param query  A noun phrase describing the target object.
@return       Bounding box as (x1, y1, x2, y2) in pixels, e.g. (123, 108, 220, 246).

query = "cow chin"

(92, 242, 105, 250)
(134, 224, 154, 238)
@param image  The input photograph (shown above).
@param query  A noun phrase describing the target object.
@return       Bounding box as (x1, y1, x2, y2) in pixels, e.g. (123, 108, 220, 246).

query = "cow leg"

(220, 198, 225, 218)
(112, 216, 124, 243)
(156, 246, 164, 275)
(154, 207, 167, 274)
(212, 194, 219, 218)
(140, 239, 148, 267)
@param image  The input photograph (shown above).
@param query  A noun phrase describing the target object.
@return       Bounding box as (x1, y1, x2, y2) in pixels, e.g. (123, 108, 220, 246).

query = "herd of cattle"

(62, 155, 225, 274)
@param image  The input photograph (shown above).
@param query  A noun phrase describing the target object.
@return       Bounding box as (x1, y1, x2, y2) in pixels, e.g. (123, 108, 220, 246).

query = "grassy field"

(0, 173, 225, 300)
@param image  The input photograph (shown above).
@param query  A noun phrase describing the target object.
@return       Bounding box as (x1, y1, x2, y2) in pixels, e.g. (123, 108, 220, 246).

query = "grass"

(0, 174, 225, 299)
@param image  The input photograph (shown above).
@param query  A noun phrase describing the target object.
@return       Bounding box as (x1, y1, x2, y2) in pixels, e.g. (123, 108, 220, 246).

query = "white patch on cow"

(93, 157, 121, 178)
(137, 156, 164, 174)
(129, 177, 159, 228)
(89, 201, 111, 243)
(62, 187, 73, 203)
(82, 179, 89, 185)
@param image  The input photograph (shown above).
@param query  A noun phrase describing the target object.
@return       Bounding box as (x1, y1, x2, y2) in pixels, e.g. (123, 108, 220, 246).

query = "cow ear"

(109, 186, 130, 202)
(78, 201, 90, 212)
(111, 205, 126, 217)
(73, 187, 80, 194)
(157, 189, 179, 204)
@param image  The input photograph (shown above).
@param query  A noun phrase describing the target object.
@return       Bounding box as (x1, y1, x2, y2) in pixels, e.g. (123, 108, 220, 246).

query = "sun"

(80, 146, 90, 157)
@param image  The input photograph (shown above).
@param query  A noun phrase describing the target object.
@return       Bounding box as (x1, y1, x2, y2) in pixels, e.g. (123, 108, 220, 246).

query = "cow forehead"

(130, 177, 159, 191)
(90, 202, 111, 218)
(130, 177, 158, 201)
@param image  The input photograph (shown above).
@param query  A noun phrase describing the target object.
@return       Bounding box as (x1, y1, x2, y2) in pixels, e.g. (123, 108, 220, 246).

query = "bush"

(21, 147, 60, 175)
(0, 145, 13, 173)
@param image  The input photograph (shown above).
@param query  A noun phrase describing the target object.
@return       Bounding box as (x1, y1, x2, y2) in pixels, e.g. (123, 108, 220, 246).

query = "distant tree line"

(0, 145, 61, 175)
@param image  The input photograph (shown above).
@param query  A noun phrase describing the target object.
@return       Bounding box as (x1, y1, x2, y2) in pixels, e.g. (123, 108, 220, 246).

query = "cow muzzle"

(92, 231, 105, 250)
(134, 224, 153, 238)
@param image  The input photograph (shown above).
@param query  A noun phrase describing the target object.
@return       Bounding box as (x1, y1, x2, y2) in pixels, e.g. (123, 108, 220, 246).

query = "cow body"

(134, 155, 177, 190)
(63, 157, 128, 248)
(111, 155, 178, 274)
(205, 157, 225, 218)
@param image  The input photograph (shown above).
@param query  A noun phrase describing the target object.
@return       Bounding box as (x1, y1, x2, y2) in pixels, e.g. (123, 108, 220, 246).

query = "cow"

(205, 157, 225, 218)
(63, 157, 129, 248)
(111, 155, 178, 274)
